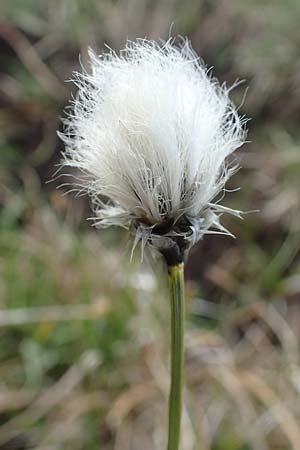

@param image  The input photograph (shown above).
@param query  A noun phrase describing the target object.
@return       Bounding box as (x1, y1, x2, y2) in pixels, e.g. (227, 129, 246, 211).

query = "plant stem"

(167, 262, 185, 450)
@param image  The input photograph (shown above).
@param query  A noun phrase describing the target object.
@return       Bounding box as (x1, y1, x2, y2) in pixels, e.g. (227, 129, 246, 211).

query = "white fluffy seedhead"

(60, 38, 247, 263)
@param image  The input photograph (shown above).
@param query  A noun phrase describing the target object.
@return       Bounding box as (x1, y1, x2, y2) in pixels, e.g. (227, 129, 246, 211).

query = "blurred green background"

(1, 1, 300, 449)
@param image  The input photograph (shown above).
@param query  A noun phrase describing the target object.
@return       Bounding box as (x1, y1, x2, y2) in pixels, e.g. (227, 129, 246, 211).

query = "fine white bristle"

(59, 38, 247, 255)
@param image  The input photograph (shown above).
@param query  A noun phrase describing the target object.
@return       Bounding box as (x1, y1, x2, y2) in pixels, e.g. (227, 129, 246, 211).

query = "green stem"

(167, 262, 185, 450)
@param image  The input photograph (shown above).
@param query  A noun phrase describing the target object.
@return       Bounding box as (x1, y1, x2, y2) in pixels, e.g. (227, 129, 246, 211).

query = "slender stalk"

(167, 262, 185, 450)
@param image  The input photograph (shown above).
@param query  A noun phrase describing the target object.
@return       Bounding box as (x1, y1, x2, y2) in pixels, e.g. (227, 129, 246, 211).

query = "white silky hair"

(60, 38, 247, 254)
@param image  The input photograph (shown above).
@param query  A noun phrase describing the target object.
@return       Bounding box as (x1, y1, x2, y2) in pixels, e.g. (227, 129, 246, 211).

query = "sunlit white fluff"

(60, 39, 246, 258)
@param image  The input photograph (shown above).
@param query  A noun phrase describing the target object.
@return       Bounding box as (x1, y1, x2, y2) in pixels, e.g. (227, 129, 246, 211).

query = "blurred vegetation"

(1, 1, 300, 449)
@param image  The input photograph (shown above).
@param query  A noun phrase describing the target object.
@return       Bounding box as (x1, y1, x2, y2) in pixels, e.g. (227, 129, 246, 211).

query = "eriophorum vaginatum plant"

(59, 38, 247, 450)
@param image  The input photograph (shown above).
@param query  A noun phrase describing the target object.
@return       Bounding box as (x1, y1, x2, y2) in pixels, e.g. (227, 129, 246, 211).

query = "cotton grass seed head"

(60, 38, 247, 264)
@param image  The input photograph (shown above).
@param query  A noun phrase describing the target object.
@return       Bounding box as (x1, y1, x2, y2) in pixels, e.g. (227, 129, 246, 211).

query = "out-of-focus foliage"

(1, 1, 300, 449)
